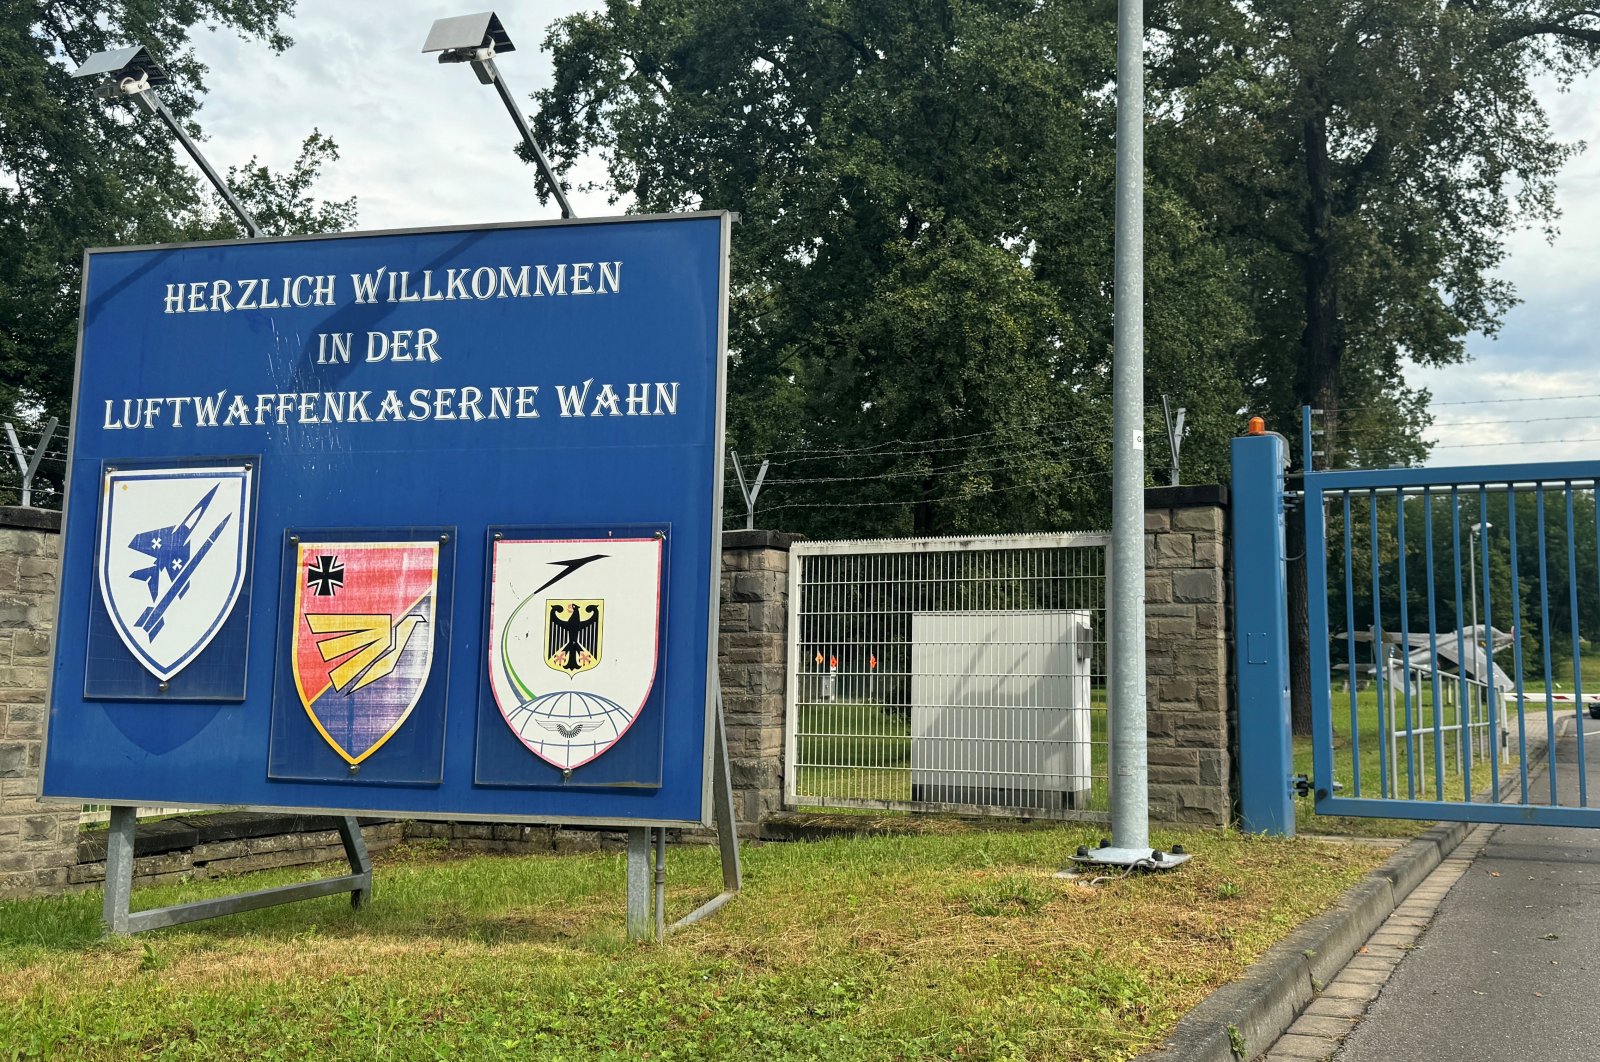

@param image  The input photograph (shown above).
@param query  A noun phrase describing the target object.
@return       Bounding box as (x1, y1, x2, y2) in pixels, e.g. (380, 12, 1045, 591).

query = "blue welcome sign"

(42, 212, 730, 827)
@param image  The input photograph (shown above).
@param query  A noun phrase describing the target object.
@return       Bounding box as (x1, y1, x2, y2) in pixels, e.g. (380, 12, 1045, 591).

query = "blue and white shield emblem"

(96, 465, 253, 682)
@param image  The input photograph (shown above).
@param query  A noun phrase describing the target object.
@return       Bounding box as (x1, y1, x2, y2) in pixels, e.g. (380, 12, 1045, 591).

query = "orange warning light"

(814, 650, 824, 665)
(1247, 416, 1266, 436)
(869, 654, 878, 670)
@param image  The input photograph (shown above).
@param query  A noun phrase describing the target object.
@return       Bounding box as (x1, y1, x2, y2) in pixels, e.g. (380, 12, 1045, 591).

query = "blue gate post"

(1232, 423, 1295, 835)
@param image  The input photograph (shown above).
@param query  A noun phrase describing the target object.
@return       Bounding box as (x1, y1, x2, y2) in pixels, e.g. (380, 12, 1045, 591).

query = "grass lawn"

(0, 826, 1386, 1061)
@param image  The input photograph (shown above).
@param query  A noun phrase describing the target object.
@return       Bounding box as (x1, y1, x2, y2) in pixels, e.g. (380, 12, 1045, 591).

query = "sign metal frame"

(40, 211, 733, 833)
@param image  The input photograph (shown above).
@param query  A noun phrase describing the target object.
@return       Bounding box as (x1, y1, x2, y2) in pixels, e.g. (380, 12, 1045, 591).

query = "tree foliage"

(1154, 1, 1600, 468)
(1146, 1, 1600, 732)
(536, 0, 1600, 541)
(537, 0, 1250, 536)
(0, 1, 354, 448)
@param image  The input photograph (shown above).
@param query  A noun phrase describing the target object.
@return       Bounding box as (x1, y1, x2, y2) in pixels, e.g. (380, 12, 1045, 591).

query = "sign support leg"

(671, 686, 743, 929)
(625, 827, 654, 942)
(102, 805, 136, 935)
(624, 685, 745, 942)
(336, 815, 374, 909)
(99, 810, 375, 936)
(653, 827, 667, 939)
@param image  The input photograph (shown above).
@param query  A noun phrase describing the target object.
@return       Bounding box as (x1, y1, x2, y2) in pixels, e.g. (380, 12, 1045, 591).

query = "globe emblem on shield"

(487, 538, 663, 771)
(501, 689, 634, 764)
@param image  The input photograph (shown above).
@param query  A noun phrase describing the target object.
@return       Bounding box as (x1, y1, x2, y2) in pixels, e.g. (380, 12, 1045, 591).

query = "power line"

(1327, 392, 1600, 417)
(1430, 414, 1600, 430)
(1430, 436, 1600, 449)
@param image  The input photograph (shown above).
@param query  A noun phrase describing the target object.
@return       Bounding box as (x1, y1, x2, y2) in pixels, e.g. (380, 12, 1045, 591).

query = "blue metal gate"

(1303, 459, 1600, 827)
(1231, 425, 1600, 833)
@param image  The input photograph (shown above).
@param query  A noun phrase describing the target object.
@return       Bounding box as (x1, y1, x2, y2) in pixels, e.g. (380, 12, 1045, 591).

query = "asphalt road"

(1337, 718, 1600, 1061)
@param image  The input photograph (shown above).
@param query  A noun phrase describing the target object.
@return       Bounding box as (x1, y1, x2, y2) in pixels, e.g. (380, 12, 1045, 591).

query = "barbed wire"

(757, 434, 1107, 486)
(739, 416, 1112, 467)
(733, 400, 1203, 467)
(752, 469, 1107, 515)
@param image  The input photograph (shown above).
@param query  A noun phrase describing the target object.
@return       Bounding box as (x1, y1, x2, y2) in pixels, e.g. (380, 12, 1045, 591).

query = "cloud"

(184, 1, 614, 229)
(1413, 73, 1600, 466)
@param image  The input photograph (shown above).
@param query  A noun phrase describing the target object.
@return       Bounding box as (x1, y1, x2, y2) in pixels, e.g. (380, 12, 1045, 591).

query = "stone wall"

(0, 507, 78, 897)
(0, 485, 1233, 901)
(1144, 485, 1233, 825)
(717, 529, 796, 835)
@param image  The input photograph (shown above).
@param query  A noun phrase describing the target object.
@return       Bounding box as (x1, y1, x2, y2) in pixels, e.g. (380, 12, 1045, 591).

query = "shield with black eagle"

(487, 537, 662, 770)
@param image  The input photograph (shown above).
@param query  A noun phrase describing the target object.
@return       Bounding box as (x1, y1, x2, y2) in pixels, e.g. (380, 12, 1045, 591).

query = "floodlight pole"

(1071, 0, 1187, 873)
(471, 55, 574, 219)
(1109, 0, 1150, 856)
(131, 91, 262, 238)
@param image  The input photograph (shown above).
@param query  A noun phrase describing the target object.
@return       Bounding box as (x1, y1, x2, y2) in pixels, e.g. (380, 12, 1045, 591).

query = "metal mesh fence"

(785, 532, 1111, 820)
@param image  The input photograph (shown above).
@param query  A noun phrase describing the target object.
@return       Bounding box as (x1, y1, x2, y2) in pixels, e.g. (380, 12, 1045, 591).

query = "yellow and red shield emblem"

(291, 541, 439, 766)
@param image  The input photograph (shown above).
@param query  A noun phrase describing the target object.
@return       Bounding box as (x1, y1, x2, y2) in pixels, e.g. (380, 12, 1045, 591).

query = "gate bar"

(1564, 486, 1587, 806)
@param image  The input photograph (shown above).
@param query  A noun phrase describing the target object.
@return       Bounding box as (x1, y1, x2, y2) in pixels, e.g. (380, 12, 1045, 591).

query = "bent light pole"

(68, 44, 375, 935)
(423, 11, 575, 218)
(71, 46, 262, 238)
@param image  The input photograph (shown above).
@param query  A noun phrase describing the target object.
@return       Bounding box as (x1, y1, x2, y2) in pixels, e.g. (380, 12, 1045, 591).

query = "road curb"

(1139, 822, 1471, 1062)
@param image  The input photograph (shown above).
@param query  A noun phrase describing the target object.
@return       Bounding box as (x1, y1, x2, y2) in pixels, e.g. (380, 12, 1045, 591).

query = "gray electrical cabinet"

(909, 609, 1095, 811)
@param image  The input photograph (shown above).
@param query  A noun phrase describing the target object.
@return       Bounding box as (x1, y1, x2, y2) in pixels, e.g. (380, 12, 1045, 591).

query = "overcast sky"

(188, 2, 1599, 466)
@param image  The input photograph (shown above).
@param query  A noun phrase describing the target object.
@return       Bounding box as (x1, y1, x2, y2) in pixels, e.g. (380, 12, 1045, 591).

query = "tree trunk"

(1288, 111, 1345, 737)
(914, 475, 936, 534)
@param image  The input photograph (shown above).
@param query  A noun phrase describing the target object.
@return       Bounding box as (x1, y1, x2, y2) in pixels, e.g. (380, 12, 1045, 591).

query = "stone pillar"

(1144, 485, 1233, 825)
(718, 529, 797, 836)
(0, 506, 78, 898)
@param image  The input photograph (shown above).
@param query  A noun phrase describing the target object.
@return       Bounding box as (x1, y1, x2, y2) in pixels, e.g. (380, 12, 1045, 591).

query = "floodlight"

(423, 11, 515, 72)
(71, 45, 171, 111)
(423, 11, 574, 218)
(68, 44, 262, 238)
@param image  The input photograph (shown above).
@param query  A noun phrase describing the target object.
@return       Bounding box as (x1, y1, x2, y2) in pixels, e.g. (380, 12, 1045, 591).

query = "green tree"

(536, 0, 1252, 536)
(1152, 0, 1600, 732)
(0, 1, 354, 462)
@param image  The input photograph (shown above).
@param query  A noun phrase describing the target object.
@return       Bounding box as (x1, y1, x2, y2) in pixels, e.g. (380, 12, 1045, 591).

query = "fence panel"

(785, 532, 1110, 820)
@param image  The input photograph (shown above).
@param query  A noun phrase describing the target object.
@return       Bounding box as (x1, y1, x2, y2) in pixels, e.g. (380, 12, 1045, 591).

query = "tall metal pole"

(1068, 0, 1187, 871)
(1107, 0, 1149, 857)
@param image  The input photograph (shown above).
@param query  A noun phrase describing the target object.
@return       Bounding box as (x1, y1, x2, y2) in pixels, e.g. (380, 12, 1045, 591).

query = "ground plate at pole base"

(1063, 845, 1191, 872)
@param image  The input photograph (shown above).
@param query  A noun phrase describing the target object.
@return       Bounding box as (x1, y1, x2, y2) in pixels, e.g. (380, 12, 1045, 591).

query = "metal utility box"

(909, 609, 1094, 811)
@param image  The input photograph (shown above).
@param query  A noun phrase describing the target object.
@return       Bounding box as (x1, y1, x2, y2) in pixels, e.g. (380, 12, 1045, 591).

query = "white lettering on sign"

(101, 383, 679, 430)
(129, 253, 674, 438)
(337, 262, 621, 306)
(163, 275, 337, 313)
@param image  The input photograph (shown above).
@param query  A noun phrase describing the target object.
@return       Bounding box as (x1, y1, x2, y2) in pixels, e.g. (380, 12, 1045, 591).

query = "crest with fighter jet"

(95, 465, 253, 683)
